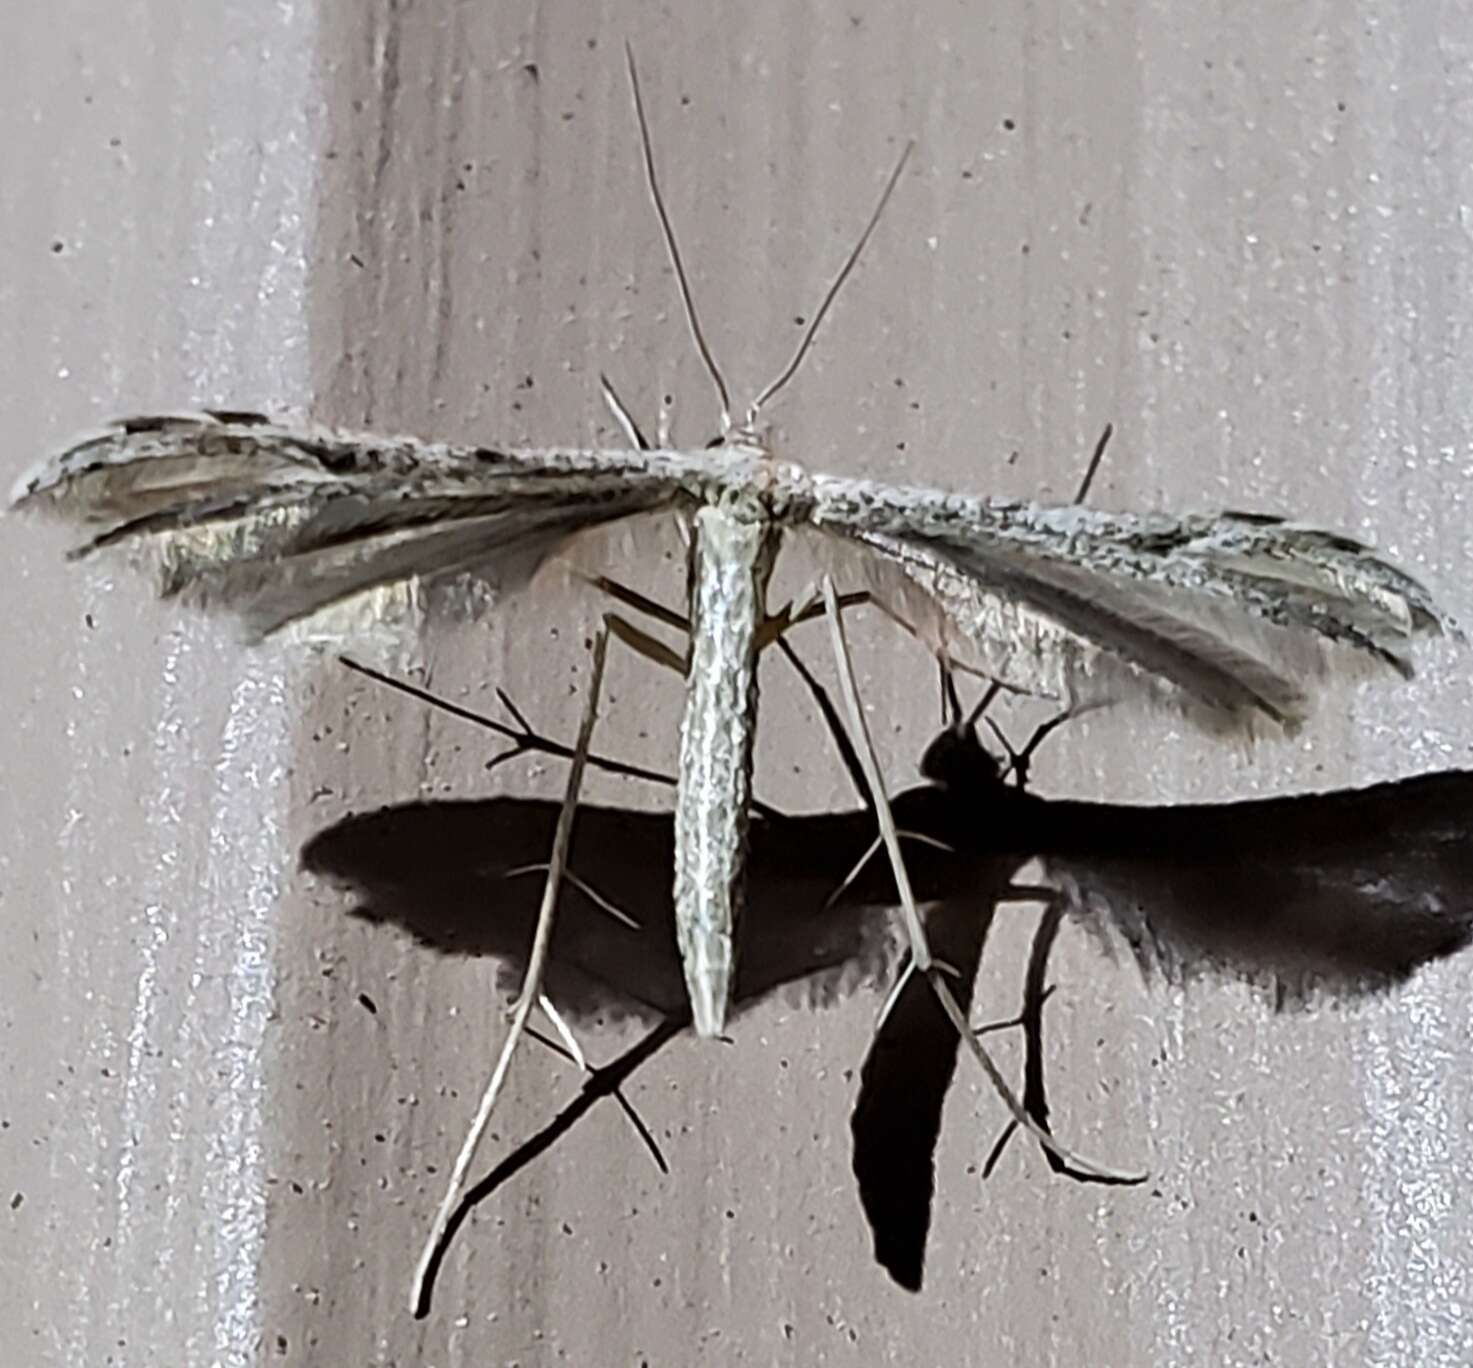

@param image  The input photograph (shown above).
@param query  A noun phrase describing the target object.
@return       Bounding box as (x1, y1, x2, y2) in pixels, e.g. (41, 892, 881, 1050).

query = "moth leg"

(822, 829, 954, 915)
(782, 606, 1035, 809)
(345, 625, 792, 822)
(410, 627, 611, 1316)
(605, 611, 688, 676)
(1016, 900, 1143, 1185)
(582, 568, 874, 799)
(521, 1013, 665, 1172)
(502, 863, 642, 930)
(415, 1017, 684, 1315)
(339, 654, 673, 788)
(972, 990, 1055, 1041)
(820, 577, 1144, 1184)
(958, 673, 1142, 1183)
(523, 1022, 672, 1177)
(583, 569, 871, 661)
(583, 572, 689, 634)
(820, 574, 936, 973)
(534, 994, 589, 1072)
(981, 901, 1061, 1178)
(756, 587, 872, 652)
(583, 570, 870, 659)
(582, 568, 878, 812)
(981, 901, 1146, 1187)
(577, 573, 690, 674)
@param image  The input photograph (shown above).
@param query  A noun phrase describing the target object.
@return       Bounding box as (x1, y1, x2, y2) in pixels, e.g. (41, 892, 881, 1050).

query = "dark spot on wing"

(75, 494, 262, 555)
(1225, 511, 1367, 553)
(1122, 529, 1202, 554)
(120, 415, 188, 435)
(1314, 531, 1370, 554)
(300, 442, 362, 473)
(205, 409, 273, 427)
(1222, 510, 1285, 527)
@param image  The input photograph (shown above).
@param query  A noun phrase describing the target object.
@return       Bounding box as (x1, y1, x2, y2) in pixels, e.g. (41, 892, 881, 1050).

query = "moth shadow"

(301, 764, 1473, 1297)
(301, 795, 941, 1023)
(301, 785, 1027, 1295)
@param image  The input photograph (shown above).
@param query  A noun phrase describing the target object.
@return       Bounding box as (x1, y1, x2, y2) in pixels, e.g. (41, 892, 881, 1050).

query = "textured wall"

(4, 2, 1472, 1364)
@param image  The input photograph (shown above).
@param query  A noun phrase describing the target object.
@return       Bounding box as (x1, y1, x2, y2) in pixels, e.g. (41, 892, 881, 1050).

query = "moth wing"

(13, 411, 697, 638)
(806, 476, 1457, 732)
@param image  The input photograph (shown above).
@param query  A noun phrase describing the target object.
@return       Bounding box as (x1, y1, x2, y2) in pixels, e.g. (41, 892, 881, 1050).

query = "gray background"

(5, 1, 1473, 1364)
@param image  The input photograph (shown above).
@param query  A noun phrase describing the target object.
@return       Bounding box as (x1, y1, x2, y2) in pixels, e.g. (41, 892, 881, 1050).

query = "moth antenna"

(623, 43, 733, 436)
(600, 373, 650, 450)
(747, 139, 914, 426)
(1073, 421, 1115, 503)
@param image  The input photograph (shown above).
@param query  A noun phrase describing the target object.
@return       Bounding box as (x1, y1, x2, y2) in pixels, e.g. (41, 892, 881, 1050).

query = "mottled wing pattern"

(11, 412, 702, 637)
(15, 414, 1458, 728)
(805, 473, 1456, 730)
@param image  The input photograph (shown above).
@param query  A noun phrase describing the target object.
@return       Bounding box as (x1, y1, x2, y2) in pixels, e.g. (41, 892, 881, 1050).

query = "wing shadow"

(302, 735, 1473, 1293)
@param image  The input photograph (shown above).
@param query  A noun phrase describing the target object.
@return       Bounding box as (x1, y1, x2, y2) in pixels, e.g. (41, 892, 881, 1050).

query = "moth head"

(716, 424, 775, 460)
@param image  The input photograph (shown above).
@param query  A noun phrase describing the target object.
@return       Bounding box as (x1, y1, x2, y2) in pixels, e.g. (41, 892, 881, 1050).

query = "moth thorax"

(722, 426, 773, 459)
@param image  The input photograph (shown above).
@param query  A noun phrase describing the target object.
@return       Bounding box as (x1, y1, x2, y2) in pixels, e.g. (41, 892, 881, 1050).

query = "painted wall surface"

(4, 2, 1472, 1364)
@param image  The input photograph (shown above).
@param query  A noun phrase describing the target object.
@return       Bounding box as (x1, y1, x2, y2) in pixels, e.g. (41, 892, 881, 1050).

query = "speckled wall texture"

(4, 3, 1472, 1364)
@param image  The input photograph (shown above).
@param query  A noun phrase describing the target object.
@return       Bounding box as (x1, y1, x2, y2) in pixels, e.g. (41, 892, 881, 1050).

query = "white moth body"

(674, 494, 780, 1037)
